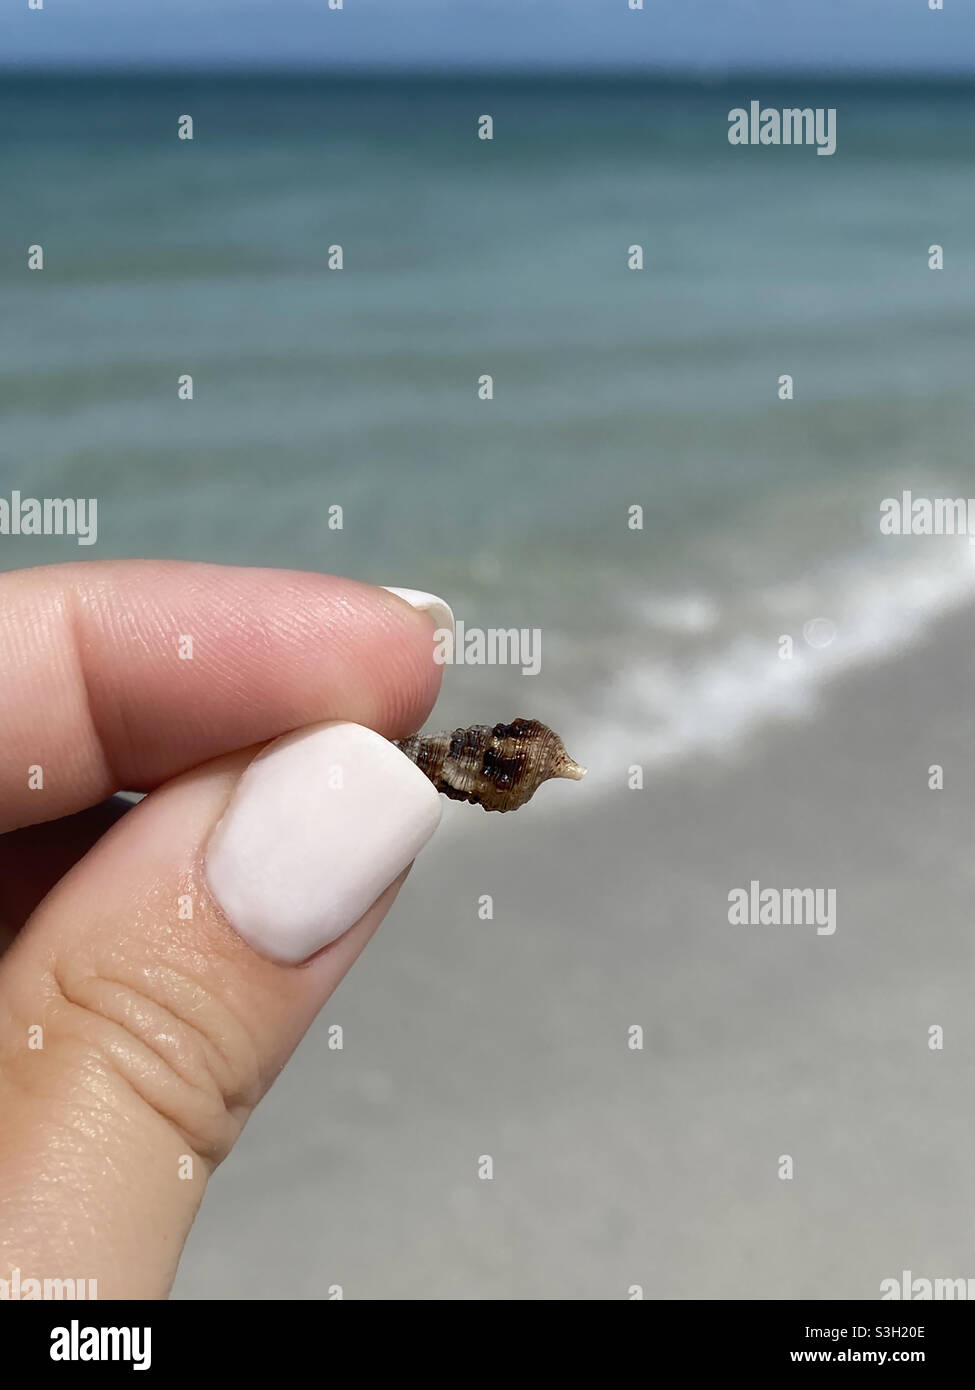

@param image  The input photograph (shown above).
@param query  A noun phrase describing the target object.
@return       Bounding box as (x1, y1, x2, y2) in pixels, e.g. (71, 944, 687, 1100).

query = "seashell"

(393, 717, 586, 813)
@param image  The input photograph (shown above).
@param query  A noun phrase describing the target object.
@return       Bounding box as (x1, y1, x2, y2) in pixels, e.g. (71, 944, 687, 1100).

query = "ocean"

(3, 75, 975, 791)
(4, 75, 975, 795)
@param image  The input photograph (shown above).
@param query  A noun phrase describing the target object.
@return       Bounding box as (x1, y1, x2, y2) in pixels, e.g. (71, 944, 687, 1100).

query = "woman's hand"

(0, 561, 447, 1298)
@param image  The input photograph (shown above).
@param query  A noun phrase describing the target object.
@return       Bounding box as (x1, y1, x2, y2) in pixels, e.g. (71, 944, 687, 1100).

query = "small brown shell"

(393, 718, 586, 813)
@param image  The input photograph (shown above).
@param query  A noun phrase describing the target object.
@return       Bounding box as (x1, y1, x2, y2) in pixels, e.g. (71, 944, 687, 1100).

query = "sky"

(0, 0, 972, 73)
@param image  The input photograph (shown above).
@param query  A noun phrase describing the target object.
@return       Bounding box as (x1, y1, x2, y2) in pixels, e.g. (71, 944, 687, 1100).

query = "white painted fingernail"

(381, 586, 454, 637)
(205, 722, 442, 964)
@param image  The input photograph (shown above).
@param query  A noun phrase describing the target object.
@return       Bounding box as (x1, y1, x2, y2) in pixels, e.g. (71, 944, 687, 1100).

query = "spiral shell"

(393, 718, 586, 813)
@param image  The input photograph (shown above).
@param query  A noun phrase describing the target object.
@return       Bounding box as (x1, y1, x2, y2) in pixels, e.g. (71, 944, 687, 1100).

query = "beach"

(3, 72, 974, 1298)
(173, 597, 975, 1298)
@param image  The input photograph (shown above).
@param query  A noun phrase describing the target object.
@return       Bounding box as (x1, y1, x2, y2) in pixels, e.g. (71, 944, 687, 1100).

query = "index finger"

(0, 560, 447, 832)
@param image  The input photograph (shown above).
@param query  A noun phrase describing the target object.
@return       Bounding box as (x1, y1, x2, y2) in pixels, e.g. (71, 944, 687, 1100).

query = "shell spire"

(393, 718, 586, 813)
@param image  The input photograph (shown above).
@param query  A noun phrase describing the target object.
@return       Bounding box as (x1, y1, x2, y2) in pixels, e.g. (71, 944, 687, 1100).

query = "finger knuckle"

(42, 950, 265, 1168)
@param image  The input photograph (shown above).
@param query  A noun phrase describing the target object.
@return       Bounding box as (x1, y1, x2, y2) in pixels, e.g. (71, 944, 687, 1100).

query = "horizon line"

(2, 61, 974, 81)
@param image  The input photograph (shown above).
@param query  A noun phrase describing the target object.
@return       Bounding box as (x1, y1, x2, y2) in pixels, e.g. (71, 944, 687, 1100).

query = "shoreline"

(177, 593, 975, 1298)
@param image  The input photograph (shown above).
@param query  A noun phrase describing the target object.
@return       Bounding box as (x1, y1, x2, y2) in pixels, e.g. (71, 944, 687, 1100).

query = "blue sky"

(1, 0, 972, 72)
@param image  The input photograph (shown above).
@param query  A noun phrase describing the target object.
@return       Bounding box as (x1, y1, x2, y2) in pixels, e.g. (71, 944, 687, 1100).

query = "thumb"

(0, 722, 441, 1298)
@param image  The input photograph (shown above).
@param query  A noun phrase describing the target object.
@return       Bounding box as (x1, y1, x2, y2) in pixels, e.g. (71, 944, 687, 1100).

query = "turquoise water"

(3, 75, 975, 777)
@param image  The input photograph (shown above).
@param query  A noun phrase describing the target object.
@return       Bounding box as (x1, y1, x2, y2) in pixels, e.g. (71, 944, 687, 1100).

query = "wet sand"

(175, 604, 975, 1299)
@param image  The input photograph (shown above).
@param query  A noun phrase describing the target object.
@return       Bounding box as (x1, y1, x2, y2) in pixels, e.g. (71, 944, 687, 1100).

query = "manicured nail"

(205, 722, 442, 964)
(381, 586, 454, 637)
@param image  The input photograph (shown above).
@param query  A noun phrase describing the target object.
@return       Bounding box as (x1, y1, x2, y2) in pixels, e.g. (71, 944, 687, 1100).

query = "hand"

(0, 561, 446, 1298)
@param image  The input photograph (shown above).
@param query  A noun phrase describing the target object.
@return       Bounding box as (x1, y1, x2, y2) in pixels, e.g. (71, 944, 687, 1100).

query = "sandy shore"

(174, 604, 975, 1299)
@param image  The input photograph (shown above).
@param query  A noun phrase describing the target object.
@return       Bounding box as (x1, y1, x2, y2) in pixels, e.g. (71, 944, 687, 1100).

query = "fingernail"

(381, 586, 454, 637)
(205, 722, 442, 964)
